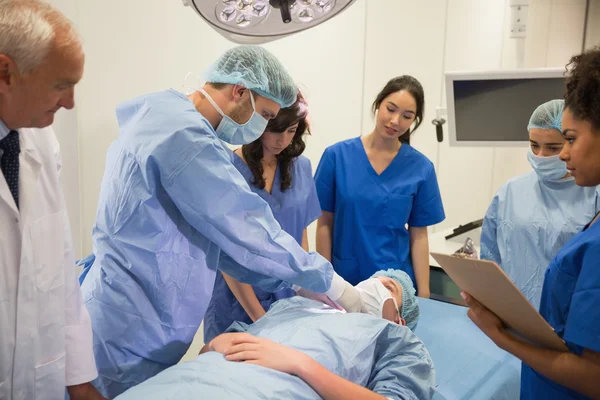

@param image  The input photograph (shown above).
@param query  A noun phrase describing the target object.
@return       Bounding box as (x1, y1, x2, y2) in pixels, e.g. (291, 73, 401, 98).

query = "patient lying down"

(116, 270, 435, 400)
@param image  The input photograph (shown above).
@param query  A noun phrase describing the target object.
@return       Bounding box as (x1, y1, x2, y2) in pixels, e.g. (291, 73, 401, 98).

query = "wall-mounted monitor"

(445, 68, 566, 147)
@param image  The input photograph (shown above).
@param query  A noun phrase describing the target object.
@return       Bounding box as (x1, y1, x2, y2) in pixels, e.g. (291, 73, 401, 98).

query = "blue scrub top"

(227, 154, 321, 245)
(521, 213, 600, 399)
(204, 154, 322, 343)
(315, 137, 445, 287)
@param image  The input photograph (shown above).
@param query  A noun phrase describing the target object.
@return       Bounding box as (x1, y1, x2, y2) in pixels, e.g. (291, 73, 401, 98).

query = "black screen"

(453, 78, 566, 142)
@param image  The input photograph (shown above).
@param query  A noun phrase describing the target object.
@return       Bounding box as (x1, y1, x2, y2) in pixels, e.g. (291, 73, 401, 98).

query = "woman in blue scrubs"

(315, 76, 445, 297)
(204, 92, 321, 343)
(463, 47, 600, 399)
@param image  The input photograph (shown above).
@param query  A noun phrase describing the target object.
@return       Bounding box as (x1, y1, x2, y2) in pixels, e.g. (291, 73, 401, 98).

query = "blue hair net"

(371, 269, 420, 330)
(203, 45, 298, 108)
(527, 99, 564, 132)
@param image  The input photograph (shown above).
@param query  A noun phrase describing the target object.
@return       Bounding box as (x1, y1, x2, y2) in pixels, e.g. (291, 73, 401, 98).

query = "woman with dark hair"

(314, 76, 445, 297)
(463, 47, 600, 399)
(204, 92, 322, 343)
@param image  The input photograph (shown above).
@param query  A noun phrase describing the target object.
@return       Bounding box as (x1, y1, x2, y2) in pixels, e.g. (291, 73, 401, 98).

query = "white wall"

(586, 0, 600, 49)
(48, 0, 82, 257)
(63, 0, 588, 255)
(362, 0, 447, 170)
(74, 0, 231, 254)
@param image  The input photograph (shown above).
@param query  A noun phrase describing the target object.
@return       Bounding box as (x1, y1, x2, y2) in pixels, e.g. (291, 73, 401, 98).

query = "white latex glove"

(295, 288, 343, 310)
(324, 272, 364, 313)
(332, 281, 364, 313)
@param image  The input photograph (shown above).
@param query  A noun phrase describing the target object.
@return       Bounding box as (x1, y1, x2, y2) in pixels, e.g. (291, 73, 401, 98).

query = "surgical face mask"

(355, 278, 399, 319)
(198, 88, 268, 145)
(527, 148, 569, 182)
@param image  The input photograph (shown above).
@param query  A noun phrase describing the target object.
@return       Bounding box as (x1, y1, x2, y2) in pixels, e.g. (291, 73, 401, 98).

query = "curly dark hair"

(564, 46, 600, 131)
(241, 92, 310, 192)
(372, 76, 425, 144)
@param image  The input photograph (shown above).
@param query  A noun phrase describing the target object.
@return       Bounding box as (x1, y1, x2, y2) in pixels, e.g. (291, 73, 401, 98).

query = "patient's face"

(376, 276, 406, 325)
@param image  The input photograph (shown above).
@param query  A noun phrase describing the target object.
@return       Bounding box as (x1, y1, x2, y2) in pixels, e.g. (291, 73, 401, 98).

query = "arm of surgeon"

(202, 333, 386, 400)
(316, 211, 334, 263)
(222, 230, 311, 322)
(408, 226, 430, 298)
(463, 292, 600, 399)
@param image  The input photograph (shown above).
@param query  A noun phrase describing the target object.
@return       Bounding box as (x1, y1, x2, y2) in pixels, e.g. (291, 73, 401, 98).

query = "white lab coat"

(0, 127, 97, 400)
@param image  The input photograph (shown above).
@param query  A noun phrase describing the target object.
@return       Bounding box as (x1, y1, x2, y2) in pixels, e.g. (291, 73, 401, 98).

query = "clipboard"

(430, 252, 568, 352)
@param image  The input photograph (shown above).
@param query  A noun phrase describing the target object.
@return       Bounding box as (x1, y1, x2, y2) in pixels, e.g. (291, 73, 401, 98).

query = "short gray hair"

(0, 0, 80, 75)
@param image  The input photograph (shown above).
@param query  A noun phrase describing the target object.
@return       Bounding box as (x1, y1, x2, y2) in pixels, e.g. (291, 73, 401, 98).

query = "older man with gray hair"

(0, 1, 103, 399)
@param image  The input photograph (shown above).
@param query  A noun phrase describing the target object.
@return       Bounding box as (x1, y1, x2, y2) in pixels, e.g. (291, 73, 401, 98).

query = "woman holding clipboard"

(463, 47, 600, 400)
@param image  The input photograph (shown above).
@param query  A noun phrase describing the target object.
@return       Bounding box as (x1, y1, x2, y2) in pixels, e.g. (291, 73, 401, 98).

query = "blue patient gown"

(315, 137, 445, 287)
(80, 89, 334, 398)
(116, 297, 435, 400)
(480, 172, 599, 308)
(521, 213, 600, 399)
(203, 154, 321, 343)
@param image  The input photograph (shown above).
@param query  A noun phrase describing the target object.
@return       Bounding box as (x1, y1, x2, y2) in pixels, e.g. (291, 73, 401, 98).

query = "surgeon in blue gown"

(463, 47, 600, 400)
(204, 92, 322, 343)
(79, 46, 361, 398)
(481, 99, 599, 309)
(315, 76, 445, 297)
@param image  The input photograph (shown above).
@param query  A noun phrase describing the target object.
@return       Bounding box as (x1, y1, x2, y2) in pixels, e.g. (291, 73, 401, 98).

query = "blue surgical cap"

(371, 269, 420, 331)
(527, 99, 564, 132)
(203, 45, 298, 108)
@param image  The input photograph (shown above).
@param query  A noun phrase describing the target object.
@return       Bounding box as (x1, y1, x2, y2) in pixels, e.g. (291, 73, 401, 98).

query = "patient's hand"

(202, 332, 258, 356)
(224, 335, 309, 376)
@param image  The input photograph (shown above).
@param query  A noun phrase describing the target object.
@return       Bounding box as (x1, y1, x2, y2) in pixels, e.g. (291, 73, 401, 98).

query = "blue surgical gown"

(520, 213, 600, 399)
(79, 89, 334, 398)
(480, 171, 599, 308)
(315, 137, 445, 287)
(203, 154, 322, 343)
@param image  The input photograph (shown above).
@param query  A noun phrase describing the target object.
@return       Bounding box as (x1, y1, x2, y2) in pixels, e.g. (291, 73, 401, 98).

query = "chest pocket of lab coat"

(30, 212, 65, 293)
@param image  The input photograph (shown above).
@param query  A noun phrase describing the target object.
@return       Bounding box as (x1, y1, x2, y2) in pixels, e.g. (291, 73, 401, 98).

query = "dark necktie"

(0, 130, 20, 208)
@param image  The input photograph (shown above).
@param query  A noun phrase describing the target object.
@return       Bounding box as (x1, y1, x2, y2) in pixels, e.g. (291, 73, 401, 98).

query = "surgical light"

(182, 0, 357, 44)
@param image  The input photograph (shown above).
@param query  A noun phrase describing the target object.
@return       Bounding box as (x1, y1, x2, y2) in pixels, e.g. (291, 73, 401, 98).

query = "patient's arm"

(222, 272, 266, 322)
(224, 335, 387, 400)
(294, 355, 387, 400)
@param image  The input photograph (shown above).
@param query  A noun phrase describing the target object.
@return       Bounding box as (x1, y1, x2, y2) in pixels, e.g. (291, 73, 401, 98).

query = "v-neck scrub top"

(314, 137, 445, 287)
